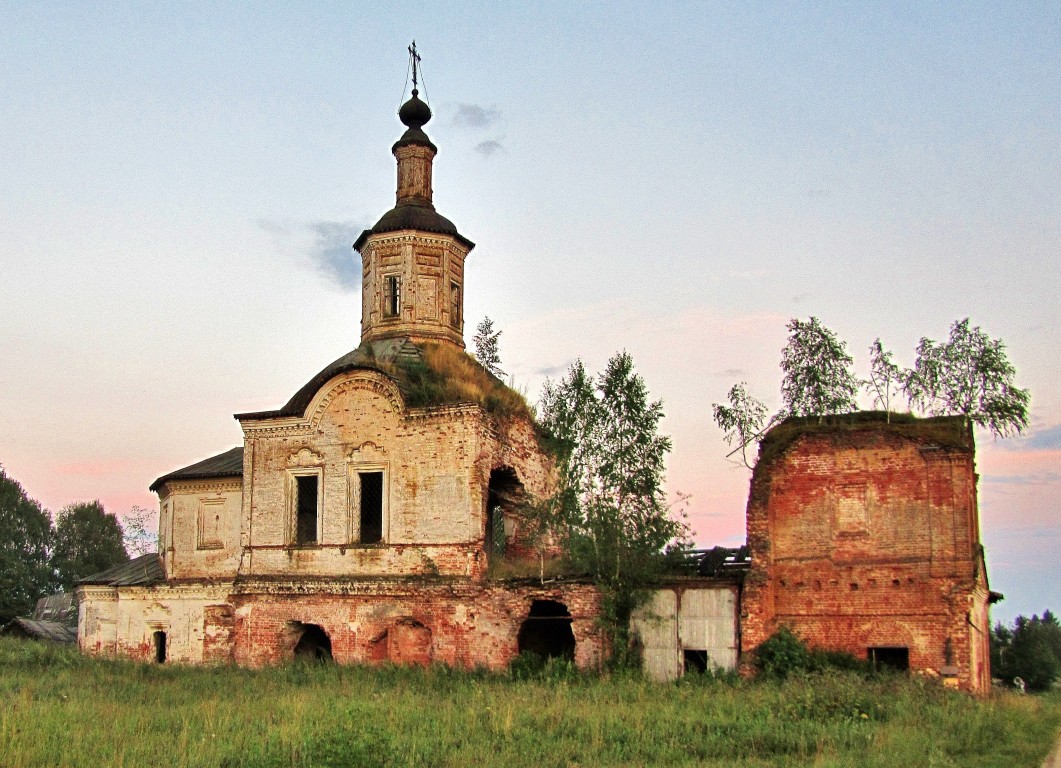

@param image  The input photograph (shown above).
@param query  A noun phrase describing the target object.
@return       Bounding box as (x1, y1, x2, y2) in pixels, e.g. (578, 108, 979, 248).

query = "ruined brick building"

(77, 83, 606, 670)
(74, 71, 995, 692)
(739, 416, 996, 692)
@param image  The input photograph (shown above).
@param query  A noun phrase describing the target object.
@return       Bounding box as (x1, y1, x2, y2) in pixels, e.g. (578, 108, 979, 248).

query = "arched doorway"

(152, 630, 167, 664)
(517, 600, 576, 661)
(292, 623, 333, 662)
(486, 467, 524, 562)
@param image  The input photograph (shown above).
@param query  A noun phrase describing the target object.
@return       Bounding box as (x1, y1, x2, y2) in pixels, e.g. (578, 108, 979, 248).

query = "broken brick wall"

(226, 580, 601, 669)
(740, 416, 992, 692)
(78, 579, 604, 671)
(228, 580, 603, 670)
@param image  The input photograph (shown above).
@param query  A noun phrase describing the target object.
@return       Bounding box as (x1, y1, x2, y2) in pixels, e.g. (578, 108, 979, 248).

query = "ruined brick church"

(75, 61, 995, 692)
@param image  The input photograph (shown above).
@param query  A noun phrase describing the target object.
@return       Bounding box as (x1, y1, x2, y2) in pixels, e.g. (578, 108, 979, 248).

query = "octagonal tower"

(354, 85, 474, 348)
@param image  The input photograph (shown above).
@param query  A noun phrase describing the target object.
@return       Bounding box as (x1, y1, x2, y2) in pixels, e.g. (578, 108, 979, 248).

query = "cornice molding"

(167, 479, 243, 495)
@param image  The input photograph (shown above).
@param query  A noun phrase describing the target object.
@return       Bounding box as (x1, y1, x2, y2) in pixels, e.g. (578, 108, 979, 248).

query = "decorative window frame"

(347, 442, 390, 545)
(287, 466, 324, 547)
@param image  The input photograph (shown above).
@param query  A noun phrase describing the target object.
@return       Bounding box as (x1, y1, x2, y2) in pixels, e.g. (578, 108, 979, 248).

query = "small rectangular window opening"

(360, 471, 384, 544)
(450, 282, 461, 328)
(153, 630, 167, 664)
(384, 275, 401, 317)
(683, 649, 709, 675)
(296, 475, 319, 545)
(868, 647, 909, 671)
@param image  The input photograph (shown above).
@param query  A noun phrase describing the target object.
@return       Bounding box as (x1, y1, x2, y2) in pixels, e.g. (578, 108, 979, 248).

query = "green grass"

(1, 638, 1058, 768)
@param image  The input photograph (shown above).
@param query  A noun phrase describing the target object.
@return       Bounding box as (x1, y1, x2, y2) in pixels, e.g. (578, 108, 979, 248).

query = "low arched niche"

(286, 621, 333, 663)
(517, 599, 575, 661)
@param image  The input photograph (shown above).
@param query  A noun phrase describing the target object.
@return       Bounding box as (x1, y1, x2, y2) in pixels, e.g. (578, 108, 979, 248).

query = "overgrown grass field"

(1, 638, 1058, 768)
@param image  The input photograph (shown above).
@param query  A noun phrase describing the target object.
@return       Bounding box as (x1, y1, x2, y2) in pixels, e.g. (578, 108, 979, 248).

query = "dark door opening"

(294, 624, 333, 662)
(517, 600, 575, 661)
(868, 646, 909, 671)
(486, 467, 524, 562)
(153, 630, 167, 664)
(683, 649, 708, 675)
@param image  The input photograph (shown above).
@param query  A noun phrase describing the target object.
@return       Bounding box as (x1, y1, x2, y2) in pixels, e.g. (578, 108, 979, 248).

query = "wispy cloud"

(449, 103, 505, 156)
(307, 221, 365, 291)
(453, 103, 501, 129)
(993, 422, 1061, 453)
(535, 362, 572, 378)
(475, 139, 504, 158)
(1017, 423, 1061, 452)
(982, 470, 1061, 486)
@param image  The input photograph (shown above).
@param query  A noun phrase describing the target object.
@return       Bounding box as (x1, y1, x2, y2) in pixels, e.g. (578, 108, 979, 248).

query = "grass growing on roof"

(379, 342, 534, 419)
(1, 637, 1059, 768)
(754, 412, 972, 472)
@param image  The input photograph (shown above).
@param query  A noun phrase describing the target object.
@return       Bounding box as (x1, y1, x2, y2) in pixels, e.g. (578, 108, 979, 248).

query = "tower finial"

(408, 40, 421, 93)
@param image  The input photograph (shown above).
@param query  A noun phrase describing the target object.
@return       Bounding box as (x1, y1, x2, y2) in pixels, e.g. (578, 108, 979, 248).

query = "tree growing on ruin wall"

(713, 316, 1030, 468)
(780, 316, 860, 422)
(905, 318, 1029, 437)
(712, 382, 778, 469)
(538, 352, 690, 664)
(864, 338, 903, 421)
(473, 316, 505, 380)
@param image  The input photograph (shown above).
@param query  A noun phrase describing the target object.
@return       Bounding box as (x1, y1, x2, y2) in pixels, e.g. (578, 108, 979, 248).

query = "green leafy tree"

(712, 382, 778, 469)
(905, 318, 1029, 437)
(473, 316, 505, 379)
(0, 467, 55, 623)
(780, 317, 859, 422)
(538, 352, 690, 663)
(120, 506, 158, 557)
(864, 338, 904, 421)
(52, 501, 129, 592)
(992, 612, 1061, 691)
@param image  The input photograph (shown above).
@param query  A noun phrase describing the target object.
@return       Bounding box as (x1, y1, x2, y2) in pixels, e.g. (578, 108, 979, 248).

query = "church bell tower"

(354, 44, 474, 348)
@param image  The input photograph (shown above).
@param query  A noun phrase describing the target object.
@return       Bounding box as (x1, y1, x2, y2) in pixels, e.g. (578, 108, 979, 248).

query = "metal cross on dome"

(408, 40, 422, 90)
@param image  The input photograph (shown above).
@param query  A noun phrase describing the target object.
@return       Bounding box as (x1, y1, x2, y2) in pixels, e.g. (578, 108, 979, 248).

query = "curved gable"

(306, 370, 405, 429)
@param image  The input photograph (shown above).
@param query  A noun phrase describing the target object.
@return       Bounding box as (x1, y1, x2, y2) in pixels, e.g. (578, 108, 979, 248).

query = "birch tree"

(779, 317, 859, 422)
(905, 318, 1029, 437)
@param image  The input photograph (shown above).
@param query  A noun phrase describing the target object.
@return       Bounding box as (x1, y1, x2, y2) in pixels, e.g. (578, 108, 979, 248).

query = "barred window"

(384, 275, 401, 317)
(295, 474, 319, 545)
(359, 471, 384, 544)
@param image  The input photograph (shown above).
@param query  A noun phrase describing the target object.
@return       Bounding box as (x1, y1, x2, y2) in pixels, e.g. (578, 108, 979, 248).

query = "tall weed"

(1, 637, 1059, 768)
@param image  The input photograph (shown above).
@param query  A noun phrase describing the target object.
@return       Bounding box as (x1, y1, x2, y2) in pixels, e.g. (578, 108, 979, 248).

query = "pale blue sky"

(0, 1, 1057, 623)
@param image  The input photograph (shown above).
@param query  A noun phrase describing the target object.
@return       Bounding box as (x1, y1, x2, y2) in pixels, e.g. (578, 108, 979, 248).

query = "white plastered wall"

(632, 585, 740, 681)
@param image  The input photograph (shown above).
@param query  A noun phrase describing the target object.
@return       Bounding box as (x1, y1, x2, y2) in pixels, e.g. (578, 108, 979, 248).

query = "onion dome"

(399, 88, 432, 128)
(394, 88, 436, 151)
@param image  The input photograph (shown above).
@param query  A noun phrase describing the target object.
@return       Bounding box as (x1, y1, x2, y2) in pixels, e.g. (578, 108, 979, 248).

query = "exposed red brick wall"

(228, 580, 604, 671)
(203, 603, 235, 663)
(740, 416, 992, 692)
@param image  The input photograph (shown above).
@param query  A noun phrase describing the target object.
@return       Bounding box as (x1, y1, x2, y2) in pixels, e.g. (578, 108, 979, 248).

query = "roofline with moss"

(754, 412, 973, 474)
